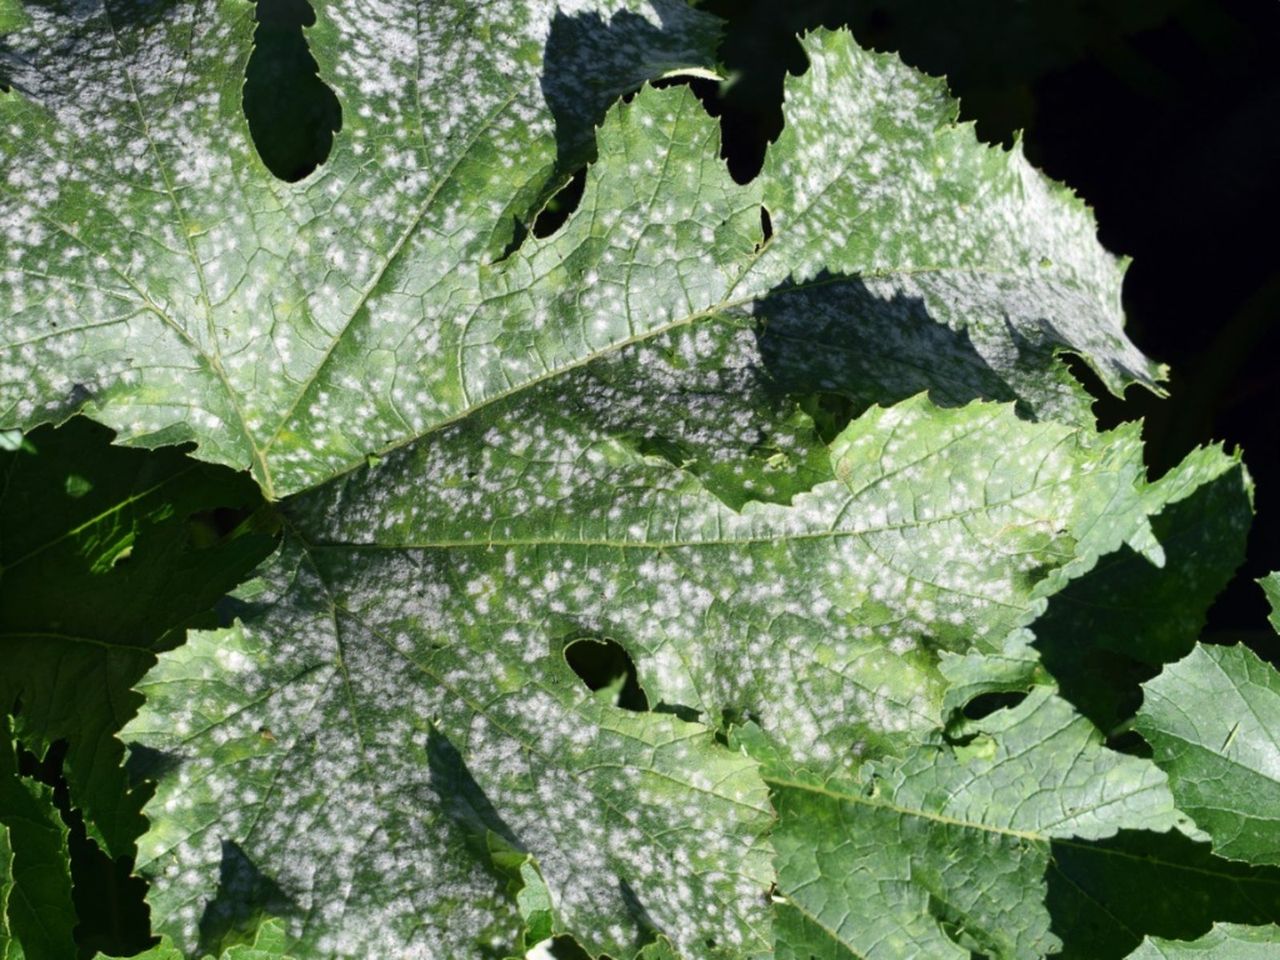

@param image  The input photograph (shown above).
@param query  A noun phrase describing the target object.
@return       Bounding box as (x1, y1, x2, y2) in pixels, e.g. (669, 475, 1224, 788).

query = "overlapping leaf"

(1136, 584, 1280, 868)
(0, 417, 273, 863)
(757, 689, 1196, 960)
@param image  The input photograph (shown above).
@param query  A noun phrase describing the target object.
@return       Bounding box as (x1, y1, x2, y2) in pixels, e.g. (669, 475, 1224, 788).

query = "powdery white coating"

(3, 10, 1160, 502)
(127, 357, 1210, 957)
(127, 545, 773, 959)
(0, 0, 724, 496)
(739, 30, 1163, 422)
(11, 7, 1214, 956)
(290, 378, 1173, 771)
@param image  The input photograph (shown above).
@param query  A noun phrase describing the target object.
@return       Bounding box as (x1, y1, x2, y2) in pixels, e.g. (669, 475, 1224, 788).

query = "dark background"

(692, 0, 1280, 641)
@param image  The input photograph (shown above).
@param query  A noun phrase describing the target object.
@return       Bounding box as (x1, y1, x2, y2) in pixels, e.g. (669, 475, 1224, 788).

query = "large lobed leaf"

(1, 3, 1158, 499)
(123, 384, 1242, 957)
(0, 0, 1266, 958)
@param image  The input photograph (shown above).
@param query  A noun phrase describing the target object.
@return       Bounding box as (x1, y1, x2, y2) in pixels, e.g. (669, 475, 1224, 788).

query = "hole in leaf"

(532, 167, 587, 238)
(795, 391, 861, 445)
(243, 0, 342, 181)
(187, 504, 256, 549)
(759, 204, 773, 242)
(564, 637, 648, 712)
(655, 701, 702, 724)
(538, 935, 592, 959)
(961, 689, 1028, 720)
(1105, 729, 1153, 758)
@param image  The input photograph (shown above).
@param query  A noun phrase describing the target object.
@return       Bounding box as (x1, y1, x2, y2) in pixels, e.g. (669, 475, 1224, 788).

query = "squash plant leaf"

(752, 687, 1197, 960)
(1124, 924, 1280, 959)
(0, 0, 725, 498)
(1, 4, 1158, 499)
(94, 918, 294, 960)
(1136, 588, 1280, 867)
(0, 715, 76, 960)
(123, 385, 1239, 957)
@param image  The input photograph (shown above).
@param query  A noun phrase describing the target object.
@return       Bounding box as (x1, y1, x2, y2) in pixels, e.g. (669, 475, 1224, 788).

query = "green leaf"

(1125, 924, 1280, 959)
(0, 10, 1159, 499)
(742, 29, 1162, 424)
(124, 384, 1227, 957)
(1047, 830, 1280, 960)
(1136, 641, 1280, 866)
(0, 417, 274, 861)
(756, 688, 1195, 960)
(94, 918, 294, 960)
(3, 5, 1240, 957)
(0, 824, 16, 960)
(1261, 573, 1280, 632)
(0, 716, 76, 960)
(0, 0, 725, 498)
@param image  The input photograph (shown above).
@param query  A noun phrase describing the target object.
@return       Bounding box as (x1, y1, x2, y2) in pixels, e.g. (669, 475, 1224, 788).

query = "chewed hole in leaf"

(563, 637, 649, 712)
(243, 0, 341, 181)
(532, 167, 587, 238)
(962, 689, 1030, 721)
(186, 505, 256, 549)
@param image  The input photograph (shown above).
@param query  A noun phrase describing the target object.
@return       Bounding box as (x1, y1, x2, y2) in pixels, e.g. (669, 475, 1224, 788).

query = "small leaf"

(0, 716, 76, 960)
(1137, 640, 1280, 866)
